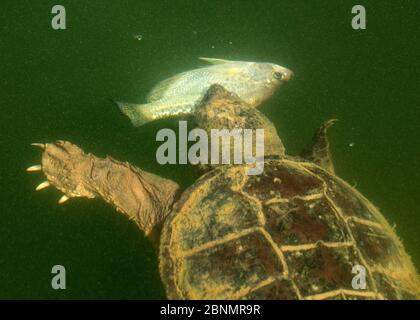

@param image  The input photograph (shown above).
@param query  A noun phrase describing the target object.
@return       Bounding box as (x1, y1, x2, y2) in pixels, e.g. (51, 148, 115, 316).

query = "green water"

(0, 0, 419, 299)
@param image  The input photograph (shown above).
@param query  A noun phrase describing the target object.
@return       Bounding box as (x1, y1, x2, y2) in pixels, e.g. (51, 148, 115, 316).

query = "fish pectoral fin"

(199, 57, 233, 65)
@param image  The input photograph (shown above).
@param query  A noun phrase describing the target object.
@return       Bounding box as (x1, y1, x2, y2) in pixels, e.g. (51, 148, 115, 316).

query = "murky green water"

(0, 0, 419, 299)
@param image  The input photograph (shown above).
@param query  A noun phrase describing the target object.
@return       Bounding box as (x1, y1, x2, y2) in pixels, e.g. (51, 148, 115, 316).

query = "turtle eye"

(273, 71, 283, 80)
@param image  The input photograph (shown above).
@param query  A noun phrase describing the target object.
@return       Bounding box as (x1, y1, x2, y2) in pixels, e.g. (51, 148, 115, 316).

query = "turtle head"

(194, 85, 286, 174)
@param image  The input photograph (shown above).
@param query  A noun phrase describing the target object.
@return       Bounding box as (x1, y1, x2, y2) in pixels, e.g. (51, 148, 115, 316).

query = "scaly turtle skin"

(28, 85, 420, 299)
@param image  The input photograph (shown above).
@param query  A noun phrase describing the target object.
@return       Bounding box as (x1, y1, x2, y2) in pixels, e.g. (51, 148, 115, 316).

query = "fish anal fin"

(113, 101, 155, 127)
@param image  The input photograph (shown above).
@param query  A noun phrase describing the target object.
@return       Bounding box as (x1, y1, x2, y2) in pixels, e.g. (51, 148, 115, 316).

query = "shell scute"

(347, 220, 403, 268)
(176, 232, 285, 299)
(309, 166, 379, 222)
(170, 167, 262, 252)
(283, 245, 376, 298)
(243, 161, 322, 200)
(265, 197, 352, 246)
(160, 160, 420, 299)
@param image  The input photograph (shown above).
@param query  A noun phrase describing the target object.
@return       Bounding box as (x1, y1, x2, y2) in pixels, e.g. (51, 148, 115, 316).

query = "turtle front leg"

(27, 141, 180, 237)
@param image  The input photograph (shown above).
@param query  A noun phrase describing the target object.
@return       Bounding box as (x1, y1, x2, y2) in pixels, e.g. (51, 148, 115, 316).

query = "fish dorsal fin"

(146, 73, 186, 102)
(199, 57, 233, 65)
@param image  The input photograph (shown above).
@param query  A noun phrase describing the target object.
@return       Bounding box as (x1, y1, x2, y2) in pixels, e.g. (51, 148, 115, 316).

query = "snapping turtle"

(28, 85, 420, 300)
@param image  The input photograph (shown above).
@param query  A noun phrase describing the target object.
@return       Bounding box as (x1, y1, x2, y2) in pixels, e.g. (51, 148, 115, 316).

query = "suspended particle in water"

(133, 34, 143, 41)
(349, 142, 355, 147)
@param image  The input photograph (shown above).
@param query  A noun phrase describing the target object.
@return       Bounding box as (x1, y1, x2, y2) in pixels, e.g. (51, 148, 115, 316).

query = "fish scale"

(114, 57, 293, 127)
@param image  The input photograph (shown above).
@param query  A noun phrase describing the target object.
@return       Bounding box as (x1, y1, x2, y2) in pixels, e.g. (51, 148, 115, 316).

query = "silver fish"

(115, 57, 293, 127)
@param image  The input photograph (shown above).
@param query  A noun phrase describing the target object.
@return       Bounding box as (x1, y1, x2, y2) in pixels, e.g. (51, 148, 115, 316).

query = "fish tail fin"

(112, 100, 155, 127)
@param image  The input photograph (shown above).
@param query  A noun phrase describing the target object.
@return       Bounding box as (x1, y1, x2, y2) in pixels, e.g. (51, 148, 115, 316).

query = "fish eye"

(273, 72, 283, 80)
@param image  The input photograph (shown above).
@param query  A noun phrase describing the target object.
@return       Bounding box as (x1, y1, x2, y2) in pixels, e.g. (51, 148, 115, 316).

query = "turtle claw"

(58, 195, 70, 204)
(35, 181, 50, 191)
(26, 165, 42, 172)
(31, 143, 45, 149)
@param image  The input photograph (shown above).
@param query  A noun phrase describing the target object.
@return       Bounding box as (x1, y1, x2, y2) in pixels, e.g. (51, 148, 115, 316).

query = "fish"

(114, 57, 294, 127)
